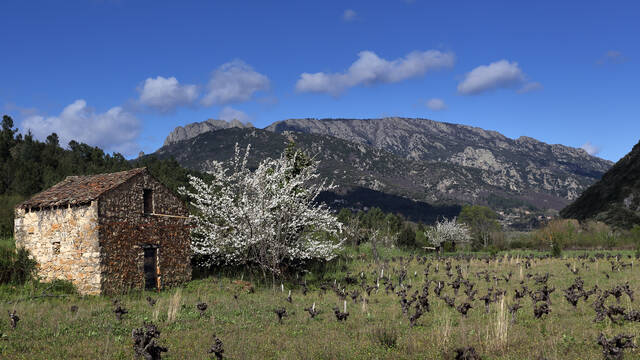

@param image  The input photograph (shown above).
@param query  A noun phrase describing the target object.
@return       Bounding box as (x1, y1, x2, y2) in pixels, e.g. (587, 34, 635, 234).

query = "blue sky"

(1, 0, 637, 161)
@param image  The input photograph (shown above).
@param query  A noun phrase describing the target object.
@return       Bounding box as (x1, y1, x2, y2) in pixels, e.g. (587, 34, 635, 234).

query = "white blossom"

(426, 217, 471, 247)
(179, 144, 343, 276)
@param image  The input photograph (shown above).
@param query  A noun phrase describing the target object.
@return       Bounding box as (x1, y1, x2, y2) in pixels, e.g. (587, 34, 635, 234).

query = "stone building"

(14, 168, 191, 295)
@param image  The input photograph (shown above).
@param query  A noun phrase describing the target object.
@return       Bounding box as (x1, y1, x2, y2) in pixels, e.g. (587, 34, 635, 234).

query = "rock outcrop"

(164, 119, 253, 146)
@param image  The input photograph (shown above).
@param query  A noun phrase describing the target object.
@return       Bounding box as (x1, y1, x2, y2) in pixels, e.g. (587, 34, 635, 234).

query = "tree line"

(0, 114, 196, 237)
(336, 203, 502, 253)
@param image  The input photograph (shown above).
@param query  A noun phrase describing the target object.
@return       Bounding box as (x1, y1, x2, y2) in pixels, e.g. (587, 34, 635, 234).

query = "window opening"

(143, 189, 153, 214)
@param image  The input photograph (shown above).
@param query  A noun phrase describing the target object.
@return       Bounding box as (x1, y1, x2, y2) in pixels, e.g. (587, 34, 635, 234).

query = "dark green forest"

(0, 115, 196, 236)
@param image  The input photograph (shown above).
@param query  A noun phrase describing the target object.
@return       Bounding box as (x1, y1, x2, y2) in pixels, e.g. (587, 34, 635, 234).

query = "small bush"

(487, 246, 501, 257)
(0, 242, 37, 284)
(551, 241, 563, 258)
(396, 226, 417, 249)
(508, 238, 527, 249)
(47, 279, 77, 294)
(371, 326, 398, 349)
(442, 241, 457, 253)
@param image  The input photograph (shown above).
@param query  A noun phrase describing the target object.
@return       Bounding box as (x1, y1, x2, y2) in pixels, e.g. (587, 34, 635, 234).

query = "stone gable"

(98, 171, 191, 293)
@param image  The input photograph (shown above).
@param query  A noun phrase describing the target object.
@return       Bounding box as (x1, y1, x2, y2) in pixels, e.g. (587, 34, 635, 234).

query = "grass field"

(1, 244, 639, 359)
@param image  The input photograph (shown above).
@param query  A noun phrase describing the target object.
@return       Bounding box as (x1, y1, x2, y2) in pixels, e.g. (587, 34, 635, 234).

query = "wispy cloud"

(3, 102, 39, 118)
(596, 50, 627, 65)
(342, 9, 357, 22)
(218, 106, 250, 123)
(425, 98, 447, 111)
(21, 99, 140, 155)
(458, 59, 539, 95)
(296, 50, 455, 96)
(201, 60, 270, 106)
(516, 81, 543, 94)
(581, 141, 601, 156)
(137, 76, 198, 113)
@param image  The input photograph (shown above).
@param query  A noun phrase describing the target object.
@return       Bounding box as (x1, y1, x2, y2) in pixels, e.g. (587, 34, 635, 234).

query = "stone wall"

(14, 202, 102, 295)
(98, 171, 191, 294)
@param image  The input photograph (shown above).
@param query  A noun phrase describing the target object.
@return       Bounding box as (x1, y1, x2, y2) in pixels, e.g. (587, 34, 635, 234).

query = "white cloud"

(458, 60, 539, 95)
(201, 60, 270, 106)
(21, 99, 140, 155)
(581, 142, 601, 156)
(425, 98, 447, 111)
(517, 81, 543, 94)
(342, 9, 357, 21)
(597, 50, 626, 65)
(296, 50, 455, 96)
(218, 106, 250, 123)
(137, 76, 198, 112)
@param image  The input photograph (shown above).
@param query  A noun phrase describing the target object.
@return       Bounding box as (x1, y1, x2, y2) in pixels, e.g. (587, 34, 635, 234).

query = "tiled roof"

(17, 168, 147, 209)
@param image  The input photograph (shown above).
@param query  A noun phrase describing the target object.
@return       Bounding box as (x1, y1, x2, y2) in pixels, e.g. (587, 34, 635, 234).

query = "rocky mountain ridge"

(265, 117, 613, 201)
(164, 118, 253, 146)
(155, 122, 613, 228)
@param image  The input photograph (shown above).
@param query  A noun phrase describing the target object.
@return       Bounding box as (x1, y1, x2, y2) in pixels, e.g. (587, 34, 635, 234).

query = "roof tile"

(17, 168, 147, 209)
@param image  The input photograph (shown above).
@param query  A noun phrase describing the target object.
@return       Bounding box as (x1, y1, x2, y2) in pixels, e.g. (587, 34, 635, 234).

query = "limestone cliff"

(164, 119, 253, 146)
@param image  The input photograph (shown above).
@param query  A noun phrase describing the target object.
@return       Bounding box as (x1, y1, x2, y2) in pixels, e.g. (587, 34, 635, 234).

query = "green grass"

(1, 246, 640, 359)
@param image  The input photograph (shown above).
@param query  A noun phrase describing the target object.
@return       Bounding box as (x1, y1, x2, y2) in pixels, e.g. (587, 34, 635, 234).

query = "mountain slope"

(560, 139, 640, 228)
(155, 127, 467, 223)
(156, 127, 490, 203)
(155, 126, 607, 227)
(265, 117, 612, 201)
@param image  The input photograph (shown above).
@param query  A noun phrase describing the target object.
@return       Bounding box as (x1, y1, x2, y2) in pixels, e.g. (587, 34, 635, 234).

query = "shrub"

(442, 241, 457, 253)
(487, 245, 501, 257)
(508, 239, 525, 249)
(47, 279, 77, 294)
(551, 240, 563, 258)
(0, 241, 37, 284)
(396, 225, 417, 249)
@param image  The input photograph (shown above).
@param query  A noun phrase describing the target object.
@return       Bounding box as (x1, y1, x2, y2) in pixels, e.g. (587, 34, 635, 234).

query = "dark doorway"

(144, 247, 158, 290)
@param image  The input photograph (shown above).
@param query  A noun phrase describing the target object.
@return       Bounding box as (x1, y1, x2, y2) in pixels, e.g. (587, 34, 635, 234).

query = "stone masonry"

(14, 168, 191, 295)
(14, 202, 101, 294)
(98, 170, 191, 293)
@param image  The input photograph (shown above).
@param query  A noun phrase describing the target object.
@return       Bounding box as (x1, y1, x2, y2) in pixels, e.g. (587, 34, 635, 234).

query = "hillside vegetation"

(561, 139, 640, 229)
